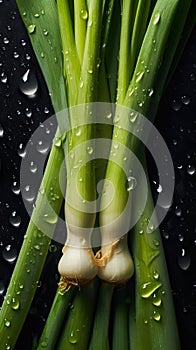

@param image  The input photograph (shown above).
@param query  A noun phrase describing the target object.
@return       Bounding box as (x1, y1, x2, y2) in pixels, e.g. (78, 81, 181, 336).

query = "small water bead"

(11, 297, 20, 310)
(54, 137, 62, 147)
(11, 181, 20, 195)
(87, 146, 93, 155)
(136, 71, 144, 83)
(178, 234, 184, 242)
(28, 24, 36, 34)
(44, 106, 50, 114)
(129, 111, 138, 123)
(187, 165, 195, 175)
(17, 143, 26, 158)
(148, 88, 154, 97)
(80, 9, 88, 20)
(3, 245, 17, 263)
(0, 124, 4, 137)
(43, 29, 48, 36)
(127, 176, 137, 192)
(171, 99, 182, 111)
(20, 69, 38, 97)
(25, 108, 32, 118)
(153, 12, 161, 25)
(13, 51, 19, 59)
(36, 141, 49, 154)
(22, 185, 35, 203)
(41, 52, 45, 58)
(0, 280, 5, 295)
(30, 161, 38, 173)
(190, 73, 195, 81)
(75, 127, 81, 136)
(153, 239, 159, 247)
(1, 72, 8, 84)
(4, 319, 11, 327)
(175, 206, 182, 217)
(147, 222, 154, 233)
(181, 95, 190, 105)
(3, 37, 9, 44)
(140, 281, 162, 299)
(152, 293, 162, 307)
(153, 270, 160, 280)
(43, 212, 58, 224)
(152, 311, 161, 322)
(69, 331, 78, 344)
(9, 211, 21, 227)
(177, 248, 191, 271)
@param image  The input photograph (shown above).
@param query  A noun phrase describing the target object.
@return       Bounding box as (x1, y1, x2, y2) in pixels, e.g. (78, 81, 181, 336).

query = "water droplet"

(177, 248, 191, 271)
(88, 69, 93, 74)
(4, 319, 11, 327)
(36, 141, 49, 154)
(9, 211, 21, 227)
(0, 124, 4, 137)
(69, 331, 78, 344)
(28, 24, 36, 34)
(13, 51, 19, 59)
(30, 161, 38, 173)
(49, 244, 57, 253)
(80, 9, 88, 20)
(129, 111, 138, 123)
(190, 73, 195, 81)
(148, 88, 154, 97)
(140, 281, 162, 298)
(87, 146, 93, 155)
(17, 143, 26, 158)
(152, 293, 162, 306)
(147, 222, 154, 233)
(22, 185, 35, 203)
(127, 176, 137, 191)
(79, 80, 84, 88)
(153, 270, 160, 280)
(178, 234, 184, 242)
(44, 106, 49, 114)
(153, 12, 161, 25)
(54, 137, 62, 147)
(152, 311, 161, 321)
(19, 69, 38, 97)
(171, 99, 182, 111)
(2, 244, 17, 263)
(43, 29, 48, 36)
(43, 212, 58, 224)
(113, 142, 119, 150)
(136, 71, 144, 83)
(25, 108, 32, 118)
(11, 181, 20, 195)
(11, 297, 20, 310)
(181, 95, 190, 105)
(106, 112, 112, 119)
(3, 37, 9, 44)
(187, 165, 195, 175)
(175, 206, 182, 217)
(41, 52, 45, 58)
(162, 230, 169, 239)
(0, 280, 5, 295)
(1, 72, 8, 84)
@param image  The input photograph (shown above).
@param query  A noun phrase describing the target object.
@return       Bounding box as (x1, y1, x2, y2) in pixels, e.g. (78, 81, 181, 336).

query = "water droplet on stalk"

(28, 24, 36, 34)
(11, 297, 20, 310)
(153, 12, 161, 25)
(4, 319, 11, 327)
(127, 177, 137, 191)
(129, 111, 138, 123)
(30, 161, 38, 173)
(181, 95, 190, 105)
(80, 9, 88, 20)
(152, 311, 161, 321)
(36, 141, 49, 154)
(69, 331, 78, 344)
(87, 146, 93, 155)
(140, 281, 162, 298)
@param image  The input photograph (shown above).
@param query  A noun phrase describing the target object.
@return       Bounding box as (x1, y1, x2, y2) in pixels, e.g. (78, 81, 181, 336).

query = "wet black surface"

(0, 1, 195, 349)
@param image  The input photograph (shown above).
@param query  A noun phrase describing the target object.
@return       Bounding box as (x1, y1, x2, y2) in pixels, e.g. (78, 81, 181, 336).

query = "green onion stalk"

(0, 0, 194, 349)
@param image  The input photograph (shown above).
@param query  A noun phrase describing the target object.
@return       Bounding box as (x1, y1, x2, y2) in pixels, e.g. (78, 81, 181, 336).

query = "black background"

(0, 1, 195, 349)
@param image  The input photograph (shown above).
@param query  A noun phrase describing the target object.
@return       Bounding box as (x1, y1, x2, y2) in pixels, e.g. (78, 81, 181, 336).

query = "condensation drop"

(11, 181, 20, 195)
(30, 161, 38, 173)
(22, 185, 35, 202)
(140, 281, 162, 299)
(127, 176, 137, 191)
(187, 165, 195, 175)
(153, 12, 161, 25)
(152, 311, 161, 322)
(28, 24, 36, 34)
(80, 9, 88, 20)
(0, 280, 5, 295)
(181, 95, 190, 105)
(36, 141, 49, 154)
(129, 111, 138, 123)
(3, 245, 17, 263)
(17, 143, 26, 158)
(19, 69, 38, 97)
(0, 124, 4, 137)
(177, 248, 191, 271)
(9, 211, 21, 227)
(87, 146, 93, 155)
(175, 206, 182, 217)
(171, 99, 182, 111)
(69, 331, 78, 344)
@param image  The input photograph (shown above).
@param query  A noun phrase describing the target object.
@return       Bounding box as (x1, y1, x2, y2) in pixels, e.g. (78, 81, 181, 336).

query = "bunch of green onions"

(0, 0, 195, 349)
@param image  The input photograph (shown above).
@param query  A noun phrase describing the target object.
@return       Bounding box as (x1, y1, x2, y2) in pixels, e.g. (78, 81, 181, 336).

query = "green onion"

(0, 1, 68, 348)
